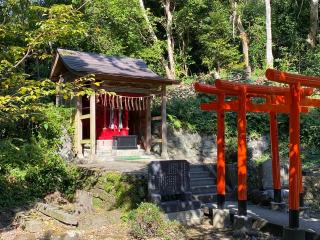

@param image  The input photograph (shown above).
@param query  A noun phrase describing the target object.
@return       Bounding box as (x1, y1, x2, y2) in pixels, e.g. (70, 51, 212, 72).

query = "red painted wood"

(266, 68, 320, 89)
(215, 79, 314, 96)
(238, 89, 247, 201)
(289, 83, 301, 211)
(269, 98, 281, 190)
(217, 93, 226, 196)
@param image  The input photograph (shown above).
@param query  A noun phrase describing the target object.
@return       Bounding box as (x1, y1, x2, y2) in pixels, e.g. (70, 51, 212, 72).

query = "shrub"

(0, 104, 87, 209)
(125, 202, 185, 240)
(99, 172, 148, 210)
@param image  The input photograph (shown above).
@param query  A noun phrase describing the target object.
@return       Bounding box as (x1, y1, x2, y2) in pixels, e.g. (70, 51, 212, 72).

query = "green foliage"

(0, 104, 91, 209)
(125, 202, 185, 240)
(99, 172, 148, 210)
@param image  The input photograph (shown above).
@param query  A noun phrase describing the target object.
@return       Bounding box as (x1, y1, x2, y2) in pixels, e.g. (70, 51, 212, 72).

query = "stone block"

(23, 219, 44, 233)
(232, 215, 252, 230)
(165, 209, 203, 226)
(283, 227, 305, 240)
(258, 159, 289, 189)
(251, 218, 268, 230)
(299, 206, 311, 218)
(36, 203, 78, 226)
(270, 201, 287, 212)
(211, 209, 230, 229)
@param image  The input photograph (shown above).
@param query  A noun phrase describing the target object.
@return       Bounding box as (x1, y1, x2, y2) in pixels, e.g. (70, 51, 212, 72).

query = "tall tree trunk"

(231, 1, 251, 78)
(237, 16, 251, 78)
(162, 0, 176, 79)
(307, 0, 319, 48)
(138, 0, 173, 79)
(265, 0, 274, 68)
(181, 36, 188, 76)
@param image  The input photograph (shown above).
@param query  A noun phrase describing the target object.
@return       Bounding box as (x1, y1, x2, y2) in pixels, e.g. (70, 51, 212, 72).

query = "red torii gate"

(194, 81, 313, 217)
(266, 69, 320, 229)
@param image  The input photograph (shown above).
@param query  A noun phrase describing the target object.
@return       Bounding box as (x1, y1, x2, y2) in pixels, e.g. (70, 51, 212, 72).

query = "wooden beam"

(266, 68, 320, 88)
(146, 98, 152, 153)
(90, 94, 96, 158)
(80, 139, 91, 144)
(80, 114, 90, 120)
(74, 96, 83, 157)
(200, 100, 309, 113)
(151, 116, 162, 121)
(101, 85, 161, 95)
(161, 85, 168, 158)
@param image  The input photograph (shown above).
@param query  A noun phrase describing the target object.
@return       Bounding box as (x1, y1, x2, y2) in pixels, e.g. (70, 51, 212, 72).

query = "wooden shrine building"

(50, 49, 177, 159)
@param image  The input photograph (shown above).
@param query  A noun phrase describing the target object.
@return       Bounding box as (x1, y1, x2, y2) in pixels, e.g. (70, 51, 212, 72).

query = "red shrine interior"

(81, 93, 148, 146)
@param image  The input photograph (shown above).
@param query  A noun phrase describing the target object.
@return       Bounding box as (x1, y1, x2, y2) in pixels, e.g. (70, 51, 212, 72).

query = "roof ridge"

(57, 48, 145, 62)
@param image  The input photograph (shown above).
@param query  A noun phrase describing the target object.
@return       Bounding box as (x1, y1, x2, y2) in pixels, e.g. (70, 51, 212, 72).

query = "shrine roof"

(50, 49, 177, 85)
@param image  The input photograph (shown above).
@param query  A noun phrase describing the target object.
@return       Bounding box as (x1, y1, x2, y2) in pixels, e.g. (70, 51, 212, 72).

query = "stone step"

(190, 171, 213, 178)
(190, 177, 215, 187)
(191, 184, 217, 194)
(193, 192, 218, 203)
(96, 150, 112, 154)
(190, 164, 210, 172)
(193, 193, 233, 204)
(190, 164, 216, 175)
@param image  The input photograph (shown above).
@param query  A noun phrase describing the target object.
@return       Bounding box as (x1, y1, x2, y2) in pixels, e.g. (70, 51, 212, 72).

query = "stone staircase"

(190, 164, 232, 203)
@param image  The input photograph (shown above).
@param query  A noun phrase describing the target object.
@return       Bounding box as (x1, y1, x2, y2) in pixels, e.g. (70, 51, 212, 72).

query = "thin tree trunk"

(307, 0, 319, 48)
(162, 0, 176, 79)
(138, 0, 173, 79)
(231, 1, 251, 78)
(237, 16, 251, 78)
(265, 0, 274, 68)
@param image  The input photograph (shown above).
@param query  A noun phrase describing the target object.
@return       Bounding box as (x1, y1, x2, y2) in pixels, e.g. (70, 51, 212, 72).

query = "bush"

(99, 172, 148, 210)
(0, 103, 87, 209)
(125, 202, 185, 240)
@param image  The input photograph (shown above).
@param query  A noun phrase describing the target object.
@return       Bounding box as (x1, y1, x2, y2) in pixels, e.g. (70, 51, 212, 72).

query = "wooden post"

(217, 93, 226, 209)
(269, 96, 282, 203)
(237, 88, 247, 216)
(56, 75, 63, 107)
(90, 94, 96, 159)
(146, 98, 152, 154)
(270, 111, 282, 202)
(289, 83, 301, 229)
(161, 85, 168, 158)
(75, 96, 83, 157)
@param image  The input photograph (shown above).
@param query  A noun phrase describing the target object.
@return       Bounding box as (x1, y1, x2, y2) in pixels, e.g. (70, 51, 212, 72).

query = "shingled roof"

(50, 49, 177, 85)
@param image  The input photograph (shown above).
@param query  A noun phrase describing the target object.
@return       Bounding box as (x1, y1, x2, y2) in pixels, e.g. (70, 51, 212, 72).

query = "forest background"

(1, 0, 320, 208)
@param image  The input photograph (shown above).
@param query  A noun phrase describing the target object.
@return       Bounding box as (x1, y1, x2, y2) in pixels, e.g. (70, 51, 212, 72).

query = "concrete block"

(270, 201, 287, 212)
(165, 209, 203, 226)
(283, 227, 305, 240)
(232, 215, 252, 230)
(211, 209, 230, 229)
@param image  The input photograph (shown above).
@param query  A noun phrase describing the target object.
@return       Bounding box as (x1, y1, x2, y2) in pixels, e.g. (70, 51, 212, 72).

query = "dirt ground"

(0, 208, 281, 240)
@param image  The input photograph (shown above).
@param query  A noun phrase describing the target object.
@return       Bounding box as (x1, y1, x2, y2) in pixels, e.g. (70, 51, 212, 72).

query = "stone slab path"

(209, 201, 320, 234)
(78, 160, 149, 174)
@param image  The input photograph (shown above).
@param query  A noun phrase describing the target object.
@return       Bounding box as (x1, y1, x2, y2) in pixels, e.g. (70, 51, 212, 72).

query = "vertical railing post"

(217, 93, 226, 209)
(90, 93, 96, 160)
(75, 96, 83, 157)
(161, 85, 168, 158)
(146, 98, 152, 154)
(237, 88, 247, 216)
(269, 96, 282, 203)
(289, 83, 301, 228)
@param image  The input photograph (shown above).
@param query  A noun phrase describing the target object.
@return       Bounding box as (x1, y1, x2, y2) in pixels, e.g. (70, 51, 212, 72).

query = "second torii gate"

(194, 81, 313, 216)
(266, 69, 320, 229)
